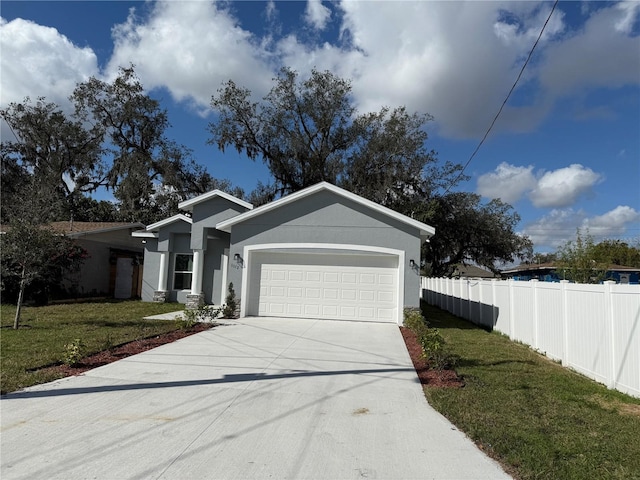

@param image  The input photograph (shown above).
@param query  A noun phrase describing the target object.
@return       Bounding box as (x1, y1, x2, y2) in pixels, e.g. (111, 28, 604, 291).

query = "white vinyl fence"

(421, 277, 640, 398)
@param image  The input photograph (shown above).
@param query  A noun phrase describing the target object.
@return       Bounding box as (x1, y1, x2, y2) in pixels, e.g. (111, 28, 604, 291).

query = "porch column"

(158, 251, 169, 291)
(187, 249, 205, 309)
(153, 251, 170, 303)
(191, 249, 204, 294)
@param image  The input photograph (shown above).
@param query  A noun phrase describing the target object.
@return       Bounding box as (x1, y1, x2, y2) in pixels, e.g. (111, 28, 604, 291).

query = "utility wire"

(443, 0, 559, 194)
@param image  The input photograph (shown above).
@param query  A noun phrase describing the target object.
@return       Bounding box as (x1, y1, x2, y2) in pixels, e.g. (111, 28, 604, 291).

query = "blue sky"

(1, 0, 639, 253)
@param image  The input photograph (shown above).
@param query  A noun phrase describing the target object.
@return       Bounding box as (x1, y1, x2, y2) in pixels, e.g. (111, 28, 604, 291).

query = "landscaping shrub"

(180, 304, 223, 328)
(62, 338, 85, 366)
(222, 282, 237, 318)
(405, 306, 457, 370)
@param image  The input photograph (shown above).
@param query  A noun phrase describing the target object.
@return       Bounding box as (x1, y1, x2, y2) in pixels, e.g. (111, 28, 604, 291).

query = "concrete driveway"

(1, 317, 510, 479)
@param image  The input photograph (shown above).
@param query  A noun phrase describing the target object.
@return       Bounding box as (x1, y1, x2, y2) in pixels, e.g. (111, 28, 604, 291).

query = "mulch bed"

(400, 326, 464, 388)
(37, 323, 214, 377)
(36, 322, 462, 389)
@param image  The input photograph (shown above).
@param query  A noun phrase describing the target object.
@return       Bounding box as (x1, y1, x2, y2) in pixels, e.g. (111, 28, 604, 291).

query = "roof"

(501, 262, 556, 274)
(178, 190, 253, 212)
(453, 264, 499, 278)
(215, 182, 436, 238)
(145, 214, 192, 232)
(502, 262, 640, 274)
(1, 221, 144, 236)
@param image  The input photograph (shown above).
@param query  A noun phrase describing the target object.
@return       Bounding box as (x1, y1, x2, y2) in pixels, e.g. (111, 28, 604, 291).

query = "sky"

(1, 0, 639, 253)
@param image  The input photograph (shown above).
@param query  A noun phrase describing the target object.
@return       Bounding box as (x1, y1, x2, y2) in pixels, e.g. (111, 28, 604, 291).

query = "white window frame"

(173, 253, 194, 291)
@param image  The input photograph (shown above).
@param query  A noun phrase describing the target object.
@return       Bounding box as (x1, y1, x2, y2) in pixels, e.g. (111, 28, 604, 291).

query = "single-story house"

(452, 264, 499, 279)
(1, 221, 146, 300)
(133, 182, 435, 324)
(501, 262, 640, 284)
(49, 221, 147, 298)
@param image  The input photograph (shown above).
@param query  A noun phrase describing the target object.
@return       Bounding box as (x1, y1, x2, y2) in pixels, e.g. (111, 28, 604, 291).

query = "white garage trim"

(239, 243, 405, 324)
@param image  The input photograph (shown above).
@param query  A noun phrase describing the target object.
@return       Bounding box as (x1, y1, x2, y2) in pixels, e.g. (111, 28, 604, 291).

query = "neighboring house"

(49, 221, 146, 298)
(501, 262, 640, 284)
(1, 221, 146, 299)
(452, 264, 499, 279)
(134, 182, 435, 324)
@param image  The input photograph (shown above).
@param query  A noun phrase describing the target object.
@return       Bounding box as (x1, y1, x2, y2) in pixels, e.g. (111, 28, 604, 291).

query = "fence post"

(604, 281, 616, 389)
(531, 279, 539, 350)
(491, 279, 498, 328)
(508, 279, 515, 340)
(478, 278, 486, 327)
(560, 280, 570, 367)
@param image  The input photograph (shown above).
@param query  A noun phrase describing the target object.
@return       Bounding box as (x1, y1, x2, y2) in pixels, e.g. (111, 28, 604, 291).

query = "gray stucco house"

(133, 182, 435, 324)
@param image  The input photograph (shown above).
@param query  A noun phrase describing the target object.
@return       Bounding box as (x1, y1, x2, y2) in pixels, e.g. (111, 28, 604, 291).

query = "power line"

(444, 0, 560, 194)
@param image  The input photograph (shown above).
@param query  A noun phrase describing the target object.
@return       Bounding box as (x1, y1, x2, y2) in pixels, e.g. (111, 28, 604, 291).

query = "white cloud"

(537, 2, 640, 97)
(522, 208, 585, 249)
(478, 163, 603, 209)
(304, 0, 331, 31)
(522, 206, 640, 250)
(0, 17, 98, 109)
(614, 1, 640, 34)
(529, 164, 602, 208)
(1, 1, 638, 140)
(583, 206, 640, 238)
(333, 1, 533, 137)
(265, 0, 277, 22)
(106, 1, 275, 109)
(477, 162, 536, 204)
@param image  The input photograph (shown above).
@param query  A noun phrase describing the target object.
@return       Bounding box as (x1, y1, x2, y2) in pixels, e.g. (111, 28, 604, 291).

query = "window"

(173, 254, 193, 290)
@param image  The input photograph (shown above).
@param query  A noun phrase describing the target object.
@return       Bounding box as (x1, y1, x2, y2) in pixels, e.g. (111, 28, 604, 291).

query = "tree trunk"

(14, 267, 26, 330)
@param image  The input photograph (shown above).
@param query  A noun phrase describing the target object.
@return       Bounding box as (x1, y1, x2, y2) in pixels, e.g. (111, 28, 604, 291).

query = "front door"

(114, 257, 134, 299)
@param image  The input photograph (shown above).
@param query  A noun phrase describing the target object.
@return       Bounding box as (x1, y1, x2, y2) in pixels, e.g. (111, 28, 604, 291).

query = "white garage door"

(248, 252, 399, 322)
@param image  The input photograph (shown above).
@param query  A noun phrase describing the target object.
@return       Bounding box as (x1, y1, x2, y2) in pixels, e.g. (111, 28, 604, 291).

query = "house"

(1, 221, 146, 300)
(133, 182, 435, 324)
(501, 262, 640, 284)
(49, 221, 147, 298)
(452, 264, 499, 279)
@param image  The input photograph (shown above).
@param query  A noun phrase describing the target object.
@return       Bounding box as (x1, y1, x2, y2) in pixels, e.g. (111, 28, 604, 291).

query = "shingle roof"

(502, 262, 640, 274)
(1, 221, 144, 236)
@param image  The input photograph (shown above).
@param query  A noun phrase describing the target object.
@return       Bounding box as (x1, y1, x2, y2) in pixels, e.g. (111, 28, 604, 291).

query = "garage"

(247, 251, 399, 322)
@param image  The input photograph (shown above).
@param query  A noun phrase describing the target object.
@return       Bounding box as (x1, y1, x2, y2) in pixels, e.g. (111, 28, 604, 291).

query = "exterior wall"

(69, 232, 144, 297)
(74, 239, 112, 295)
(140, 239, 160, 302)
(158, 221, 192, 252)
(228, 190, 422, 308)
(203, 236, 229, 304)
(142, 231, 230, 305)
(190, 197, 250, 250)
(168, 233, 192, 303)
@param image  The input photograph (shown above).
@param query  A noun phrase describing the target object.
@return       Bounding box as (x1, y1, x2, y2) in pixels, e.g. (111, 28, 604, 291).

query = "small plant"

(100, 334, 115, 351)
(62, 338, 85, 366)
(222, 282, 237, 318)
(179, 304, 223, 328)
(404, 308, 428, 333)
(419, 328, 457, 370)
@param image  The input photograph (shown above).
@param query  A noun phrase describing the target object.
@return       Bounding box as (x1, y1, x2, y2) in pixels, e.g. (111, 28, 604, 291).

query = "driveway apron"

(1, 317, 510, 479)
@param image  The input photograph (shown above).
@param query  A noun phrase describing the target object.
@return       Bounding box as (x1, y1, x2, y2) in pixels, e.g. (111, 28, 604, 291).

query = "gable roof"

(178, 190, 253, 212)
(215, 182, 435, 238)
(1, 221, 144, 237)
(145, 214, 192, 232)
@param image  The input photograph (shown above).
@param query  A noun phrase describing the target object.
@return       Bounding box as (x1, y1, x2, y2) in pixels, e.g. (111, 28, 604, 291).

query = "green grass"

(1, 301, 185, 394)
(421, 303, 640, 480)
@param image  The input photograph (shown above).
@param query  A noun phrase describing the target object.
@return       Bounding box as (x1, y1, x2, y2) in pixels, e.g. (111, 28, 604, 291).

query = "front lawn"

(421, 303, 640, 480)
(1, 301, 184, 394)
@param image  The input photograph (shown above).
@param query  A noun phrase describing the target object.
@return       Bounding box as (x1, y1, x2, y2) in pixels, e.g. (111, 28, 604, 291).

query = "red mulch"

(37, 323, 214, 377)
(400, 327, 464, 388)
(37, 322, 462, 389)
